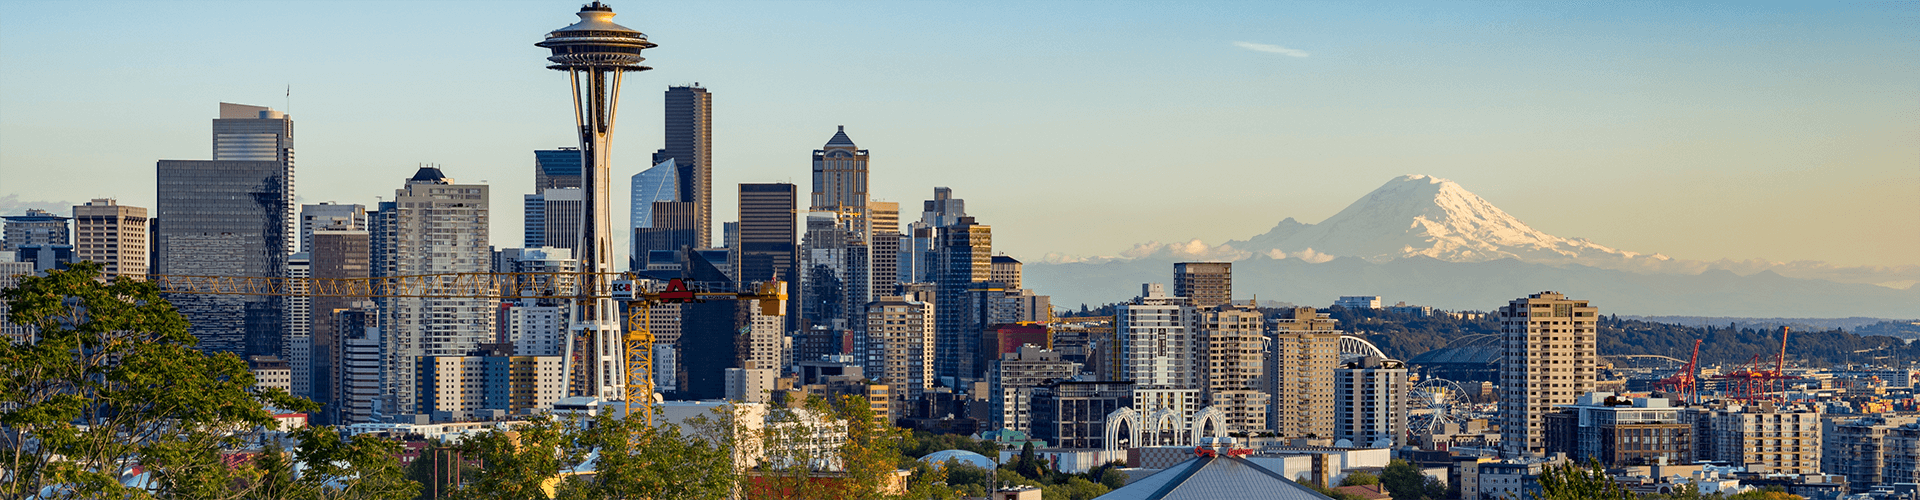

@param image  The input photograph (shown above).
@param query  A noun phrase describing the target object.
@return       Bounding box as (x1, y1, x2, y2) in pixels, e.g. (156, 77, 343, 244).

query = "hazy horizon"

(2, 1, 1914, 270)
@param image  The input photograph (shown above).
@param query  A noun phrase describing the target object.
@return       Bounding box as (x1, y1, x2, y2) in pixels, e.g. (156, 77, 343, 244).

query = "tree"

(1531, 459, 1633, 500)
(0, 263, 321, 499)
(1341, 471, 1380, 487)
(1381, 459, 1449, 500)
(453, 415, 584, 500)
(557, 412, 740, 500)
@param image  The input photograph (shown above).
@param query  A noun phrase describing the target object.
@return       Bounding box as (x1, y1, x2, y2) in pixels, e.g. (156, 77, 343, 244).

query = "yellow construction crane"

(148, 272, 786, 425)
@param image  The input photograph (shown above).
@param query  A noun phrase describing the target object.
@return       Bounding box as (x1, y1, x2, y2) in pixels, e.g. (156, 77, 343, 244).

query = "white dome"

(919, 449, 996, 470)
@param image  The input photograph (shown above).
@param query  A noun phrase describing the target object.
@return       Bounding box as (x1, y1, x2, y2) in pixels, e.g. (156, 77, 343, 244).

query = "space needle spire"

(537, 2, 655, 401)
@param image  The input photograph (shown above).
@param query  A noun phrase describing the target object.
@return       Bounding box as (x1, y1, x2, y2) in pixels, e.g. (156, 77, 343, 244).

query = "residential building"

(1117, 284, 1197, 390)
(1885, 423, 1920, 486)
(285, 253, 311, 398)
(991, 255, 1023, 291)
(71, 199, 148, 278)
(1030, 380, 1134, 449)
(1824, 415, 1917, 491)
(333, 304, 382, 425)
(1173, 262, 1232, 308)
(726, 367, 778, 403)
(987, 344, 1079, 433)
(1, 208, 69, 253)
(248, 355, 292, 394)
(382, 166, 492, 413)
(1196, 301, 1268, 433)
(868, 201, 900, 298)
(1336, 356, 1408, 448)
(1543, 392, 1688, 467)
(867, 295, 935, 403)
(1497, 291, 1598, 456)
(652, 85, 713, 248)
(0, 259, 35, 341)
(1693, 401, 1821, 475)
(1269, 307, 1342, 438)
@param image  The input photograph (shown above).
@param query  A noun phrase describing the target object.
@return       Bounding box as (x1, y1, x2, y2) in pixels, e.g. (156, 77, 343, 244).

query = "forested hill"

(1059, 306, 1917, 368)
(1316, 307, 1917, 368)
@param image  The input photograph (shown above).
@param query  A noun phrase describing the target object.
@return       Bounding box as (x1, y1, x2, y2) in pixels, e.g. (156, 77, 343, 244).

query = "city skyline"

(1, 1, 1914, 270)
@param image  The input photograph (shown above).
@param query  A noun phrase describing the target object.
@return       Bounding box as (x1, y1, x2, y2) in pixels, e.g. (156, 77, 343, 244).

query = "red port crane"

(1653, 339, 1703, 404)
(1709, 326, 1800, 400)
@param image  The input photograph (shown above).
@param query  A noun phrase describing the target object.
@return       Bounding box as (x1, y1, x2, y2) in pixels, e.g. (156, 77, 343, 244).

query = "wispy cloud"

(1233, 41, 1309, 57)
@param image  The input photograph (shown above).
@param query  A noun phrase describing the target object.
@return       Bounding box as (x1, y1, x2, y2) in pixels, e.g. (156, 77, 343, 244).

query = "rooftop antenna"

(285, 84, 291, 114)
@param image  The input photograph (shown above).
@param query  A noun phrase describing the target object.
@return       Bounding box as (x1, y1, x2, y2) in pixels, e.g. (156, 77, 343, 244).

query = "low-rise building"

(1544, 392, 1691, 467)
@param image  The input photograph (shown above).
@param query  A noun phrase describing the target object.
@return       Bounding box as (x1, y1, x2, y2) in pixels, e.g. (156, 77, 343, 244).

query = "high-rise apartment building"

(653, 86, 712, 248)
(991, 255, 1022, 291)
(1173, 262, 1232, 308)
(1497, 291, 1598, 457)
(298, 203, 365, 254)
(0, 260, 36, 342)
(1117, 284, 1197, 390)
(1692, 402, 1822, 475)
(868, 295, 935, 404)
(933, 216, 991, 386)
(1197, 301, 1267, 434)
(1335, 355, 1409, 448)
(382, 167, 492, 414)
(1269, 307, 1341, 438)
(988, 344, 1079, 433)
(285, 253, 312, 398)
(1825, 415, 1918, 491)
(868, 201, 900, 298)
(1, 209, 69, 253)
(71, 199, 148, 279)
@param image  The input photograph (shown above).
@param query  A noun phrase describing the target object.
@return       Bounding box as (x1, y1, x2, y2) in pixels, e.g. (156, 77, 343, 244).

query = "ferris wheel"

(1408, 378, 1473, 434)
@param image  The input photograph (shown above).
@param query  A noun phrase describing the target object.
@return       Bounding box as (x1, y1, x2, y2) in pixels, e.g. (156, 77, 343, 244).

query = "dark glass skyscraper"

(934, 216, 991, 386)
(653, 85, 712, 248)
(156, 103, 294, 357)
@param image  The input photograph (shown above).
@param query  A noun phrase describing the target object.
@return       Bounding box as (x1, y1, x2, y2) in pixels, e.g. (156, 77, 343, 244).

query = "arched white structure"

(1104, 407, 1139, 451)
(1146, 408, 1182, 446)
(1338, 335, 1389, 360)
(1189, 406, 1229, 445)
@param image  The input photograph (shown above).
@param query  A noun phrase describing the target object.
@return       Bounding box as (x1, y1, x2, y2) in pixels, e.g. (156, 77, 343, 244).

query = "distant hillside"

(1061, 306, 1920, 368)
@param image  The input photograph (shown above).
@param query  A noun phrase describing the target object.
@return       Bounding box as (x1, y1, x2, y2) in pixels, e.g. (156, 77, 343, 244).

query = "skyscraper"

(285, 252, 312, 398)
(868, 201, 900, 298)
(71, 199, 148, 279)
(800, 127, 877, 366)
(631, 159, 679, 265)
(1268, 307, 1341, 438)
(1334, 356, 1407, 448)
(1173, 262, 1232, 308)
(933, 216, 991, 385)
(654, 86, 712, 248)
(534, 148, 583, 191)
(812, 126, 868, 214)
(156, 104, 293, 357)
(538, 187, 584, 255)
(381, 166, 493, 414)
(298, 202, 365, 254)
(309, 223, 368, 423)
(1498, 291, 1597, 457)
(738, 183, 798, 319)
(1196, 301, 1267, 434)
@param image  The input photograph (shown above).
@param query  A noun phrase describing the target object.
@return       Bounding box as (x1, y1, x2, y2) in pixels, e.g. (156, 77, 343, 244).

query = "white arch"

(1104, 407, 1139, 451)
(1190, 406, 1229, 445)
(1339, 335, 1388, 359)
(1146, 408, 1182, 447)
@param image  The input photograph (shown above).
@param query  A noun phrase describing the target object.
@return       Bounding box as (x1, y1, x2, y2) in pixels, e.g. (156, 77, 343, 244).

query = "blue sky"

(2, 1, 1914, 267)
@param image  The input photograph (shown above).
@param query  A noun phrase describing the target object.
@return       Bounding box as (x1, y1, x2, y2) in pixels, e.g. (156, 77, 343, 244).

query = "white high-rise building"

(285, 252, 312, 399)
(1497, 291, 1597, 457)
(1335, 356, 1408, 448)
(1117, 284, 1197, 390)
(382, 167, 493, 414)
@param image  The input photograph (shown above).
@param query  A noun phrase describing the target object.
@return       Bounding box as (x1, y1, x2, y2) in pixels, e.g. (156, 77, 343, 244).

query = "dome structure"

(919, 449, 996, 470)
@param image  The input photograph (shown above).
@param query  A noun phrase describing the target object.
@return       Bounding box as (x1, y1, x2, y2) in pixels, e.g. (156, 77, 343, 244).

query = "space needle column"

(538, 2, 655, 401)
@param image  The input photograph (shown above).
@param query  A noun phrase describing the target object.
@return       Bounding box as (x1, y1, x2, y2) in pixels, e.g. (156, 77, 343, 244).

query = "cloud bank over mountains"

(1026, 175, 1918, 317)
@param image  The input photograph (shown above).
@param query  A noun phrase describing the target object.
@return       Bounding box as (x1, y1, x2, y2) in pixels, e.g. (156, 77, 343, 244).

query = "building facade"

(653, 85, 713, 248)
(1693, 402, 1821, 475)
(1543, 393, 1689, 467)
(1173, 262, 1232, 308)
(1335, 356, 1408, 448)
(867, 295, 935, 404)
(1196, 302, 1268, 433)
(1497, 291, 1598, 456)
(1, 208, 69, 253)
(1269, 307, 1341, 438)
(71, 199, 148, 278)
(381, 167, 492, 414)
(988, 344, 1079, 434)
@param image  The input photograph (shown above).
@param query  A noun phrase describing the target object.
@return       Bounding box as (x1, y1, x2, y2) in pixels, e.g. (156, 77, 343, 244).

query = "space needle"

(537, 2, 655, 401)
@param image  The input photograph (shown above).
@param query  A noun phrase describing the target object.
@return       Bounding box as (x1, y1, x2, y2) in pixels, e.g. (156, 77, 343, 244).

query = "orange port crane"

(1707, 326, 1798, 401)
(148, 272, 786, 425)
(1652, 339, 1703, 404)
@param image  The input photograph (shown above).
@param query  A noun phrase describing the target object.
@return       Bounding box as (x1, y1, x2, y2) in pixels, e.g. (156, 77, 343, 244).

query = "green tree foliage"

(1341, 471, 1381, 487)
(900, 430, 1001, 459)
(453, 415, 582, 500)
(0, 263, 326, 499)
(748, 394, 949, 500)
(1380, 459, 1447, 500)
(1532, 459, 1633, 500)
(1724, 487, 1801, 500)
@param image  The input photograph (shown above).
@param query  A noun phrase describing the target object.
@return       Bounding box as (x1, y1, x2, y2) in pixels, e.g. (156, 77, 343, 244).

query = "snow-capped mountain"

(1229, 174, 1664, 269)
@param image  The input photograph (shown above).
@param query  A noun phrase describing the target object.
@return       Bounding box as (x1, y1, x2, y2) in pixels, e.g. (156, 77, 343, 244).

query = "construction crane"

(1652, 339, 1703, 404)
(148, 272, 786, 425)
